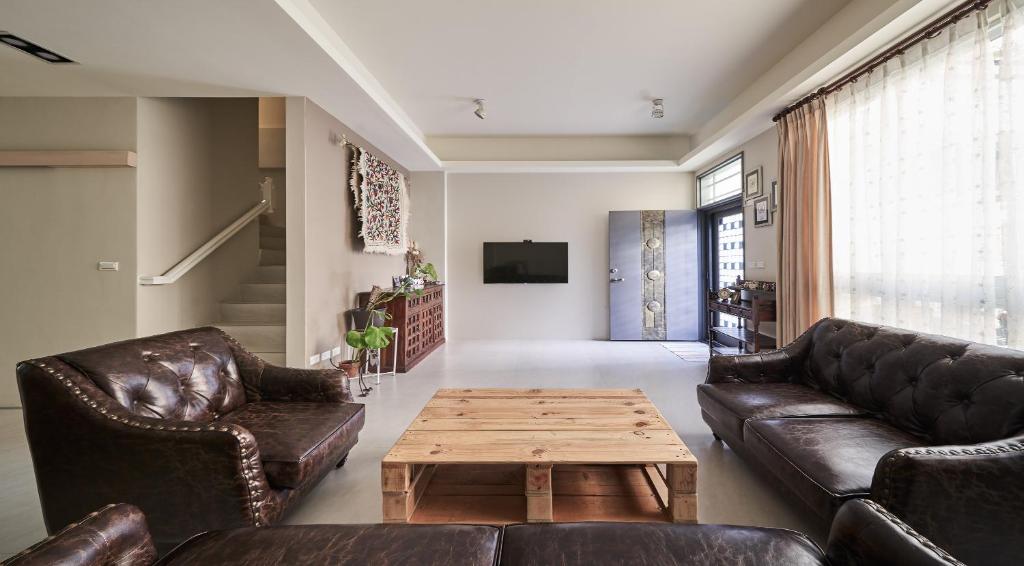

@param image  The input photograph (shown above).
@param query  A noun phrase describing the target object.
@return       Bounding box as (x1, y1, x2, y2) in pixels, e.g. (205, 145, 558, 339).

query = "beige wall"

(447, 172, 692, 340)
(135, 98, 262, 336)
(286, 97, 409, 366)
(0, 98, 139, 406)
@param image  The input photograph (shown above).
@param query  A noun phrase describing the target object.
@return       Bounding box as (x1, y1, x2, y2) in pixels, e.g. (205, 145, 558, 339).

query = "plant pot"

(337, 360, 361, 378)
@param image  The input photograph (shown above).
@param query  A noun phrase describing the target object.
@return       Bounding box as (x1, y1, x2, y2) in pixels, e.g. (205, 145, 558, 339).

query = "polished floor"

(0, 340, 823, 559)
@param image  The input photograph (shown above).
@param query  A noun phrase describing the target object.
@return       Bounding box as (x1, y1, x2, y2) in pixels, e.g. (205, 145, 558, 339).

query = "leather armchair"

(17, 327, 365, 554)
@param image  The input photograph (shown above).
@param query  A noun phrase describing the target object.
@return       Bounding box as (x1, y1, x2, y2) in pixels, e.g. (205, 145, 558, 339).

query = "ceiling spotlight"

(474, 99, 486, 120)
(0, 31, 74, 63)
(651, 98, 665, 119)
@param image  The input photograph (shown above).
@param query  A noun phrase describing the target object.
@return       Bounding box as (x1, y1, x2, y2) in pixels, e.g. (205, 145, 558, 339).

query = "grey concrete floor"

(0, 340, 823, 559)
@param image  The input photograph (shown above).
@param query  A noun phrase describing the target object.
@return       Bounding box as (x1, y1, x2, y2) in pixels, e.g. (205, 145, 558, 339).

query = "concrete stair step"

(214, 323, 285, 352)
(250, 265, 286, 283)
(260, 249, 285, 266)
(240, 283, 286, 302)
(253, 352, 286, 366)
(259, 235, 285, 251)
(259, 223, 286, 238)
(221, 302, 285, 323)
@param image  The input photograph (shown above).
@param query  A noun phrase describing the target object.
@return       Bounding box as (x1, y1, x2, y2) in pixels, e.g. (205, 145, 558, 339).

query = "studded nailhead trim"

(26, 360, 266, 527)
(861, 500, 965, 566)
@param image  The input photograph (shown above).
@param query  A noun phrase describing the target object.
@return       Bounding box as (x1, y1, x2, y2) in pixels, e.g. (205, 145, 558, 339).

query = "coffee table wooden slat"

(382, 388, 697, 524)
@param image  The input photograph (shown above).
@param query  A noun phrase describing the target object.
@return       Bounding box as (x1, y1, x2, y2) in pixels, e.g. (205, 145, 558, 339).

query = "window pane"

(697, 155, 743, 207)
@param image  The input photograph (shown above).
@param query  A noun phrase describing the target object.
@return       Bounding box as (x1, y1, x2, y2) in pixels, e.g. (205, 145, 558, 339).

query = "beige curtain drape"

(777, 99, 834, 345)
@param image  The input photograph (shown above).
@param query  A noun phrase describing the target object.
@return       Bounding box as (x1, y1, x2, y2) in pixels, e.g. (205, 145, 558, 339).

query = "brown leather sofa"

(16, 327, 365, 553)
(697, 317, 1024, 566)
(2, 500, 962, 566)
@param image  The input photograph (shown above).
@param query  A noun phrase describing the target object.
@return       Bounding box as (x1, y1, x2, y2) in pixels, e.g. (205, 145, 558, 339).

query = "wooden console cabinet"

(359, 284, 445, 373)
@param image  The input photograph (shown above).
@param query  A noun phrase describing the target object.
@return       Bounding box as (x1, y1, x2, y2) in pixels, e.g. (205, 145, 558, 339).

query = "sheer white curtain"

(827, 0, 1024, 349)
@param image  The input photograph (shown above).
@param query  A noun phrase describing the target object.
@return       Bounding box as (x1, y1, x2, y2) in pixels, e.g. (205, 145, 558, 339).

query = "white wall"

(447, 172, 692, 340)
(286, 97, 411, 366)
(135, 98, 262, 336)
(0, 98, 139, 406)
(408, 171, 447, 281)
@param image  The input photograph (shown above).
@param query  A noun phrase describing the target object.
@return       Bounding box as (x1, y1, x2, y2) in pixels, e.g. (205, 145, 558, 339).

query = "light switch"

(97, 261, 119, 271)
(309, 353, 321, 365)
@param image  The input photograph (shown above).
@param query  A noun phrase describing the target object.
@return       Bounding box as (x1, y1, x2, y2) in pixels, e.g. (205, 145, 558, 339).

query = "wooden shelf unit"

(359, 284, 445, 373)
(707, 294, 776, 355)
(0, 150, 137, 168)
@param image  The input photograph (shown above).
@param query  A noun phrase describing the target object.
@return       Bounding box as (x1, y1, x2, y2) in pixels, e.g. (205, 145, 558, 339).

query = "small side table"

(364, 327, 400, 385)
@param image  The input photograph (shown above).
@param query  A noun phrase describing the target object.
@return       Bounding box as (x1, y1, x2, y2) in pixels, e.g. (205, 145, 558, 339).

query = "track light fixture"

(0, 31, 74, 63)
(651, 98, 664, 119)
(474, 98, 486, 120)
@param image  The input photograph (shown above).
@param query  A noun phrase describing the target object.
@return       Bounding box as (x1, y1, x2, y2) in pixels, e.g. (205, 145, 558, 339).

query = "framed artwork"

(753, 197, 772, 227)
(770, 180, 779, 210)
(744, 167, 762, 200)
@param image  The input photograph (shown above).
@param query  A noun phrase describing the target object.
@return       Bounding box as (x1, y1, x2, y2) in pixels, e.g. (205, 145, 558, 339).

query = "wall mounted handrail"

(139, 178, 275, 286)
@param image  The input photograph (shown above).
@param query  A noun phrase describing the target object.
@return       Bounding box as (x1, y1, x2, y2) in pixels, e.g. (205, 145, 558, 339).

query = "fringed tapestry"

(349, 146, 409, 255)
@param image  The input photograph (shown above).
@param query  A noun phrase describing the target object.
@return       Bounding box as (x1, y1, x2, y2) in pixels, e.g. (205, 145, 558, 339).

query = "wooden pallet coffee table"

(381, 388, 697, 524)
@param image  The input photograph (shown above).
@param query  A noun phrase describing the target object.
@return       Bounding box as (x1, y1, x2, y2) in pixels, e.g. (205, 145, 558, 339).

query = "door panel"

(665, 210, 701, 340)
(608, 211, 642, 340)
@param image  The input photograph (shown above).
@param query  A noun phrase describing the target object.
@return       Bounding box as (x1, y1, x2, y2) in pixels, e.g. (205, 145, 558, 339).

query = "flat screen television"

(483, 241, 568, 284)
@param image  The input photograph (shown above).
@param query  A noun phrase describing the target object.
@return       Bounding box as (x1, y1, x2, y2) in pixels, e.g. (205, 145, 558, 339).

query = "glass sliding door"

(711, 206, 744, 328)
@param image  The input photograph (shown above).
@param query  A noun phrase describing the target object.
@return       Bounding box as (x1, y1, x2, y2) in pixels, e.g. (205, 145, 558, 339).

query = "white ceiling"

(0, 0, 441, 169)
(311, 0, 849, 136)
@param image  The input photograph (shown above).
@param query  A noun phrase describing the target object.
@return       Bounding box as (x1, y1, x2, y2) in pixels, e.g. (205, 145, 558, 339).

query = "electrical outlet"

(309, 353, 321, 366)
(320, 350, 332, 363)
(332, 346, 342, 358)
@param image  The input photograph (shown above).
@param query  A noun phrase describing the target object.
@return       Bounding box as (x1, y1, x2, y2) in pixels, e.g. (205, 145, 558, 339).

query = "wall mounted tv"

(483, 241, 568, 284)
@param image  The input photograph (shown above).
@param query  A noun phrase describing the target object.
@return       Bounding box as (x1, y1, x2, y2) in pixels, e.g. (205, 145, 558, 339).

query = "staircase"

(215, 221, 286, 365)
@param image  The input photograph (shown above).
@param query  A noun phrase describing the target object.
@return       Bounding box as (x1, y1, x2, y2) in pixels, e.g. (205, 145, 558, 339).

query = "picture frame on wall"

(744, 167, 762, 200)
(770, 180, 779, 210)
(753, 197, 772, 227)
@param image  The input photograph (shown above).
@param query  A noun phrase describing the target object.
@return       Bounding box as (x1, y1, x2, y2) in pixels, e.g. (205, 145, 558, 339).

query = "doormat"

(661, 342, 710, 363)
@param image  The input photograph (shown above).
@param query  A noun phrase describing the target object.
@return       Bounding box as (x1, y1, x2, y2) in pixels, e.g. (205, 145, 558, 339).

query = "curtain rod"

(773, 0, 993, 122)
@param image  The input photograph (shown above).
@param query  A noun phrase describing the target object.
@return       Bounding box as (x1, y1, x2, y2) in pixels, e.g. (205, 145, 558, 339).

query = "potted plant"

(337, 263, 437, 395)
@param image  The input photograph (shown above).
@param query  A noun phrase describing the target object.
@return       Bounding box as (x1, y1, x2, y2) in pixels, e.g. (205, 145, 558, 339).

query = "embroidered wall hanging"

(349, 146, 409, 255)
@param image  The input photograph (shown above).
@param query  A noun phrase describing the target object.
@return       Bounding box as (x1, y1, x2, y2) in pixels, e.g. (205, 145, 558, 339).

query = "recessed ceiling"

(311, 0, 849, 136)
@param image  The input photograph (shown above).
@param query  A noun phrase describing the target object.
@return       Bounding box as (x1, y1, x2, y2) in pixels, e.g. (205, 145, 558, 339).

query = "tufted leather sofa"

(697, 317, 1024, 565)
(16, 327, 365, 554)
(3, 499, 963, 566)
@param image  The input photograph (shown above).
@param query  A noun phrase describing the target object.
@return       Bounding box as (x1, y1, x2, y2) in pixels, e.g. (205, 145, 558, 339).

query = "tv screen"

(483, 242, 568, 284)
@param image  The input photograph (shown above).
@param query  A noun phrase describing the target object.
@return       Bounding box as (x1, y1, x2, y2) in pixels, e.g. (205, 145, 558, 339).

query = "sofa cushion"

(500, 522, 826, 566)
(58, 327, 245, 422)
(697, 383, 866, 440)
(220, 402, 365, 489)
(743, 418, 922, 520)
(157, 524, 500, 566)
(799, 318, 1024, 444)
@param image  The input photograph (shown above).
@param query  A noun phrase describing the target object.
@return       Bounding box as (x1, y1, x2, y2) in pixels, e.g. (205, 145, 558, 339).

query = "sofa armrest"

(5, 503, 157, 566)
(825, 499, 963, 566)
(253, 364, 353, 403)
(871, 437, 1024, 566)
(706, 322, 815, 384)
(17, 359, 276, 553)
(220, 329, 352, 403)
